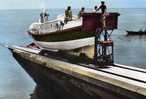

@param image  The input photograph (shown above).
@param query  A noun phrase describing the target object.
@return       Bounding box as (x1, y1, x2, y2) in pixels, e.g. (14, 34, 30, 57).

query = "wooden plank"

(101, 66, 146, 83)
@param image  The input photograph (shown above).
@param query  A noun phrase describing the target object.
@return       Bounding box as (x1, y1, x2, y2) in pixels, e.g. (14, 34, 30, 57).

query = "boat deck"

(29, 18, 82, 35)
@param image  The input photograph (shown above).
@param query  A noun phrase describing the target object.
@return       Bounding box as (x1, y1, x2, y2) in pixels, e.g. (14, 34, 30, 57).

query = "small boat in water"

(126, 30, 146, 35)
(28, 14, 94, 42)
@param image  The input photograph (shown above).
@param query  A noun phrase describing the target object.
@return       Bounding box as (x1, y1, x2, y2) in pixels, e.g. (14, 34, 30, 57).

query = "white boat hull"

(36, 37, 94, 51)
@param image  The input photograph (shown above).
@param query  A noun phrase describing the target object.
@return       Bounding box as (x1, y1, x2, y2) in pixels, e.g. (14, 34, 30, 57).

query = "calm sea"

(0, 8, 146, 99)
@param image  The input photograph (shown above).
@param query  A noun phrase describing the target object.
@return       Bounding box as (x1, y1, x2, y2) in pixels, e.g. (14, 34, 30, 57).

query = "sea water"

(0, 8, 146, 99)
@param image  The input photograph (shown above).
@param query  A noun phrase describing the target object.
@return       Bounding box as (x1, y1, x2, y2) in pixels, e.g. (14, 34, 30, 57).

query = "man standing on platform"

(98, 1, 107, 14)
(98, 1, 107, 28)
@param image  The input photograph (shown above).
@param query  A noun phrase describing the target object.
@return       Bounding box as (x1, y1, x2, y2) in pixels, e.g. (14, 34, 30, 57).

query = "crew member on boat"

(78, 7, 85, 18)
(56, 21, 64, 30)
(40, 10, 49, 23)
(64, 6, 72, 23)
(98, 1, 107, 28)
(93, 6, 98, 12)
(98, 1, 107, 14)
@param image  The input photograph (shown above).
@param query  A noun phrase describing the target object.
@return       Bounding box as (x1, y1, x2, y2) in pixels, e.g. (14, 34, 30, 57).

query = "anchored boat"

(127, 30, 146, 35)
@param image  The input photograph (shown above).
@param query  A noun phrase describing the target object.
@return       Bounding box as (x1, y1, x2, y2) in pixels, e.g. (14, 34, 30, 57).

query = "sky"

(0, 0, 146, 9)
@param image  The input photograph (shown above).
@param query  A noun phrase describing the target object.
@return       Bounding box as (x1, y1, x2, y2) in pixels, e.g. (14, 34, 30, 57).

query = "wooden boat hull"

(28, 26, 94, 42)
(11, 52, 131, 99)
(10, 46, 146, 99)
(13, 54, 99, 99)
(127, 31, 146, 35)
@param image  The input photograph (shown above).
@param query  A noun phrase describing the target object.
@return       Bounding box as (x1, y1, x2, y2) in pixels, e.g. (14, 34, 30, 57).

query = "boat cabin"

(82, 13, 120, 33)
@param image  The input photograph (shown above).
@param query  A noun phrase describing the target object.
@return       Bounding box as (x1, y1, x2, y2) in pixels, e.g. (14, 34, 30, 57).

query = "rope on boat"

(0, 42, 9, 48)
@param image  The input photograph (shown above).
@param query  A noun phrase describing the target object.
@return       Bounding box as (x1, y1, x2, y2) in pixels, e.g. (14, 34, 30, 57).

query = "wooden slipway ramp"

(10, 46, 146, 99)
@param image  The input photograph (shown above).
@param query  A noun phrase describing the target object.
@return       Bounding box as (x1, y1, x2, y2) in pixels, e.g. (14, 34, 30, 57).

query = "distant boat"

(126, 30, 146, 35)
(28, 14, 94, 42)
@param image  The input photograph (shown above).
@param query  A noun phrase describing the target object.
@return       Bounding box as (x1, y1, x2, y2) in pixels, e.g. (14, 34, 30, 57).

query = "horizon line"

(0, 7, 146, 10)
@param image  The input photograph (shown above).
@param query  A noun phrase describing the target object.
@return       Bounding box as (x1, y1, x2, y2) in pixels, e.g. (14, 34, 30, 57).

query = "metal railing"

(38, 20, 60, 33)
